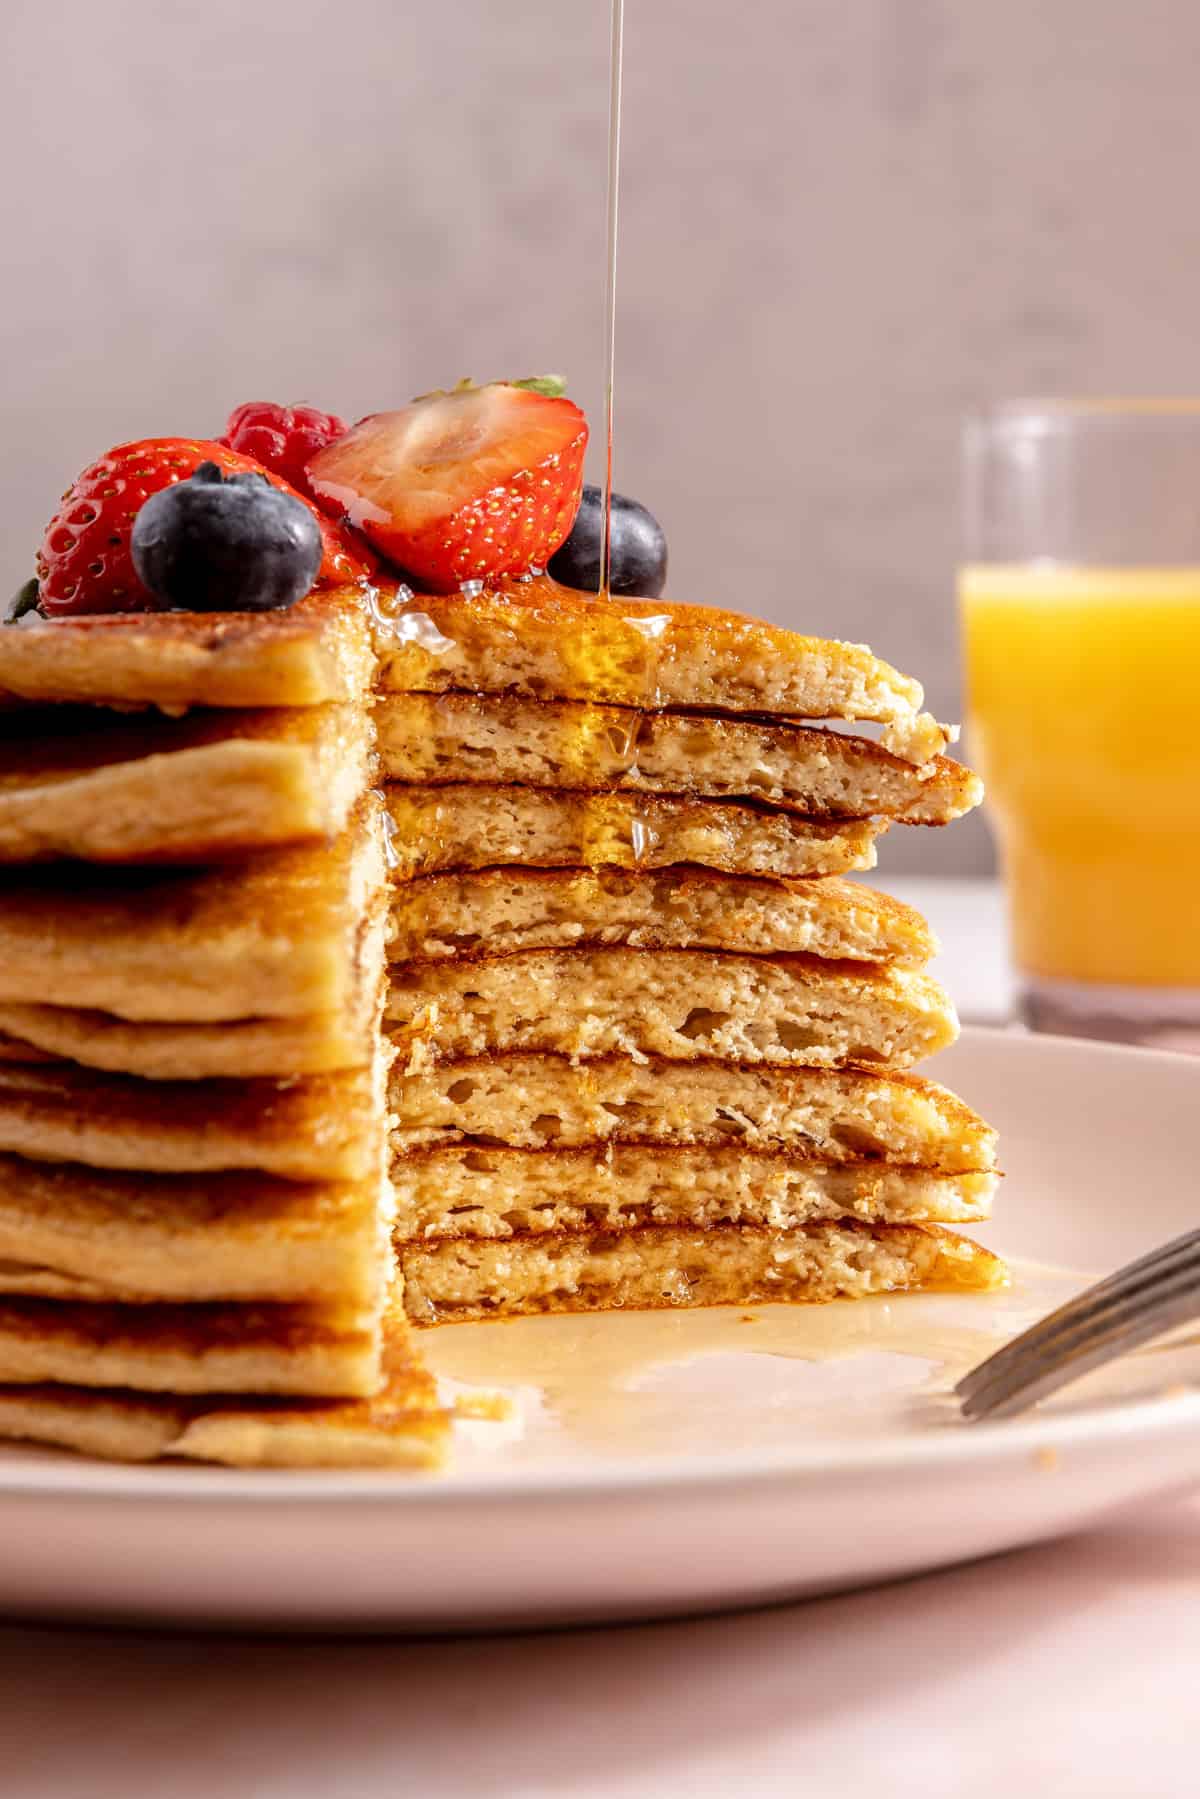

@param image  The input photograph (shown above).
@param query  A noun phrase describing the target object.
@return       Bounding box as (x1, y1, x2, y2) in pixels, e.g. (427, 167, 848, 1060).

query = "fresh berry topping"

(547, 484, 668, 598)
(131, 462, 322, 612)
(306, 378, 588, 590)
(221, 401, 347, 501)
(36, 438, 370, 616)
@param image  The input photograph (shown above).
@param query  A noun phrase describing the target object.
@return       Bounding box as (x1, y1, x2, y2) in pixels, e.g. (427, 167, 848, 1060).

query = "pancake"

(391, 1144, 996, 1239)
(0, 980, 380, 1080)
(0, 1299, 456, 1467)
(386, 868, 935, 967)
(0, 703, 370, 863)
(0, 1062, 378, 1179)
(400, 1220, 1007, 1323)
(387, 948, 957, 1070)
(0, 1156, 385, 1304)
(384, 784, 885, 880)
(375, 693, 980, 825)
(0, 587, 372, 709)
(0, 803, 384, 1022)
(390, 1053, 997, 1170)
(369, 579, 950, 762)
(0, 1292, 382, 1396)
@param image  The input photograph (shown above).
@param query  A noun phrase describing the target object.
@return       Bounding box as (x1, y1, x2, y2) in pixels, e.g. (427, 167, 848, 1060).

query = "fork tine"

(956, 1230, 1200, 1400)
(960, 1275, 1200, 1420)
(957, 1243, 1200, 1410)
(960, 1258, 1200, 1415)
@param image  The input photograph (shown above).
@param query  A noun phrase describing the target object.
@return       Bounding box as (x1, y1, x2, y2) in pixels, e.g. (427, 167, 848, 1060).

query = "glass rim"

(967, 397, 1200, 441)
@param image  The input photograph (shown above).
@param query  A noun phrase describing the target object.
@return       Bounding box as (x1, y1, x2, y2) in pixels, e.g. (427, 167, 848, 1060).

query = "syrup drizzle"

(599, 0, 625, 603)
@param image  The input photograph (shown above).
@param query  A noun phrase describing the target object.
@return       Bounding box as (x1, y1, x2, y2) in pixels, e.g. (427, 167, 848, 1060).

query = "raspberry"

(221, 402, 347, 502)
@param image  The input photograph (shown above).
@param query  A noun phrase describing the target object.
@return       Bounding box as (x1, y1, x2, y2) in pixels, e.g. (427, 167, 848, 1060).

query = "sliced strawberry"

(37, 438, 371, 617)
(306, 379, 588, 590)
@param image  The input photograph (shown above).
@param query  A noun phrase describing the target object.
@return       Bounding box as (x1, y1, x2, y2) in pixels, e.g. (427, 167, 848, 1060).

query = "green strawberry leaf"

(511, 375, 567, 398)
(3, 578, 41, 625)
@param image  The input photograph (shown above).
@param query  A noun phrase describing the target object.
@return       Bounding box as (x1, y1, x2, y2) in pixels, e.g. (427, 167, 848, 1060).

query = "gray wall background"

(5, 0, 1198, 872)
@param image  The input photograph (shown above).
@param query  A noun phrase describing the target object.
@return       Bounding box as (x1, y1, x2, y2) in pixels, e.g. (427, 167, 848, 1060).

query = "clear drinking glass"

(961, 400, 1200, 1049)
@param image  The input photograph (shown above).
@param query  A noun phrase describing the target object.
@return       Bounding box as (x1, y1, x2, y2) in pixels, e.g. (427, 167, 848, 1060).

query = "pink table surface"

(1, 1496, 1197, 1797)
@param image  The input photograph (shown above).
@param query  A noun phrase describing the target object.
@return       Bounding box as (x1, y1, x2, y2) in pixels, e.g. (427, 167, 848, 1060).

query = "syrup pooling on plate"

(423, 1263, 1092, 1463)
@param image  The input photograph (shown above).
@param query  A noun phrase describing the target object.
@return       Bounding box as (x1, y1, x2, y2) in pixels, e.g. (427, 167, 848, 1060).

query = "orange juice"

(961, 565, 1200, 987)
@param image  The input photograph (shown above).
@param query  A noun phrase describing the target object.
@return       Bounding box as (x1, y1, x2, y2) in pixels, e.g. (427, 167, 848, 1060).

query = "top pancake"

(0, 581, 950, 770)
(369, 580, 951, 762)
(0, 588, 372, 710)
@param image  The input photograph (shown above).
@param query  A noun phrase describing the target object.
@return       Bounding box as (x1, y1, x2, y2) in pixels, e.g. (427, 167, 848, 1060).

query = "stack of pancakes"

(371, 583, 1003, 1320)
(0, 596, 456, 1466)
(0, 577, 1000, 1463)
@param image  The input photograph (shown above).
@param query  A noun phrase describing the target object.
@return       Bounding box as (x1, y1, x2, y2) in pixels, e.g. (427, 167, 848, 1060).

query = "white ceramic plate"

(2, 1025, 1199, 1632)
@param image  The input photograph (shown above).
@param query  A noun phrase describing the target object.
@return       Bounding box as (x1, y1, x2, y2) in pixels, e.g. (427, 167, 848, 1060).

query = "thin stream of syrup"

(599, 0, 624, 604)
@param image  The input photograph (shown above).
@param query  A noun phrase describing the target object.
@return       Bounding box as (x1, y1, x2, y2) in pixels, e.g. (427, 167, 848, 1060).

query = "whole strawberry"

(306, 377, 588, 590)
(220, 401, 347, 502)
(36, 438, 371, 616)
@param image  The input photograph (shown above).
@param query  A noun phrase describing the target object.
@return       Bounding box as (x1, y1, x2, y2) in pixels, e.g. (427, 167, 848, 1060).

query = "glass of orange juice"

(961, 400, 1200, 1048)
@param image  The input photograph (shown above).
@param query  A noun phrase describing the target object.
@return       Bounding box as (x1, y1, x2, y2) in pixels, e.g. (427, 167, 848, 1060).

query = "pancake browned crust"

(384, 784, 885, 880)
(0, 1063, 378, 1179)
(400, 1220, 1007, 1323)
(375, 693, 980, 825)
(369, 579, 949, 762)
(0, 986, 379, 1080)
(0, 1298, 456, 1466)
(0, 803, 384, 1022)
(387, 948, 957, 1070)
(387, 868, 936, 967)
(0, 1155, 385, 1304)
(0, 1292, 382, 1396)
(390, 1144, 996, 1239)
(389, 1053, 997, 1170)
(0, 703, 370, 863)
(0, 588, 372, 709)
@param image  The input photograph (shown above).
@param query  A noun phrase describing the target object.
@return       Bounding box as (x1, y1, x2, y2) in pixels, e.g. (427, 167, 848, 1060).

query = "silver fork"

(957, 1227, 1200, 1421)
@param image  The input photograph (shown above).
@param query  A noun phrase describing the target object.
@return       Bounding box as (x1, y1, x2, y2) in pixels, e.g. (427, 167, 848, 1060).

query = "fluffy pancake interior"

(389, 1052, 996, 1169)
(390, 1144, 996, 1239)
(383, 784, 886, 881)
(386, 867, 935, 967)
(375, 692, 980, 825)
(387, 948, 958, 1071)
(400, 1220, 1007, 1323)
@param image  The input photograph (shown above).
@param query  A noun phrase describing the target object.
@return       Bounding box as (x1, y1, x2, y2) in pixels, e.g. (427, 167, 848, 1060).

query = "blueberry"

(131, 462, 322, 612)
(547, 485, 668, 599)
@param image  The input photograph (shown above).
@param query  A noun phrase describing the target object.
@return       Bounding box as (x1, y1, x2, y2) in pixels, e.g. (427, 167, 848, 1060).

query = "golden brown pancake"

(390, 1053, 997, 1170)
(386, 867, 935, 966)
(375, 693, 980, 825)
(0, 703, 370, 863)
(0, 1062, 378, 1179)
(0, 982, 380, 1080)
(0, 588, 372, 709)
(369, 578, 949, 762)
(0, 1295, 457, 1467)
(384, 784, 885, 880)
(0, 1292, 382, 1396)
(0, 803, 384, 1022)
(387, 947, 957, 1070)
(0, 1156, 385, 1305)
(400, 1220, 1007, 1323)
(390, 1144, 995, 1239)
